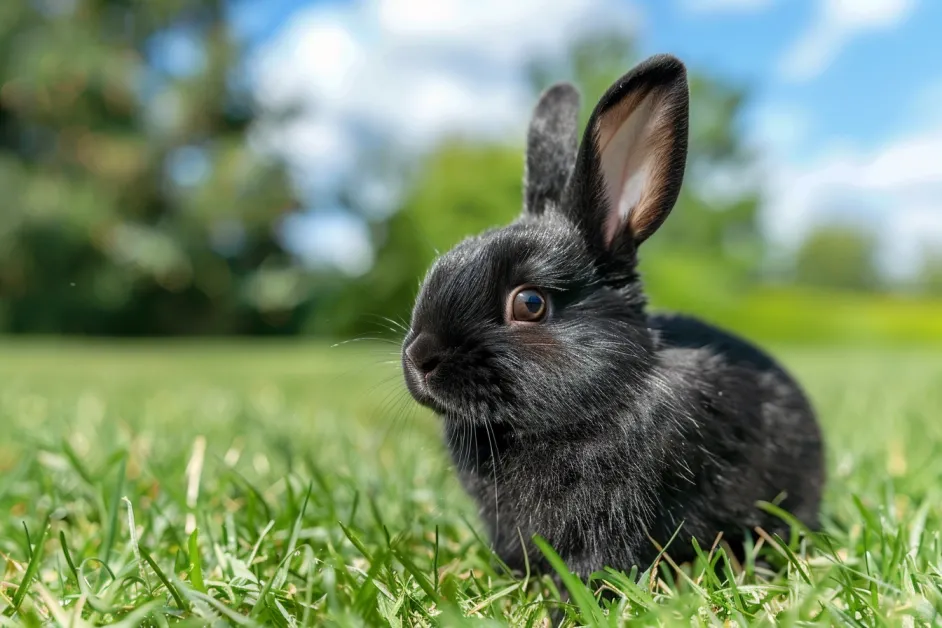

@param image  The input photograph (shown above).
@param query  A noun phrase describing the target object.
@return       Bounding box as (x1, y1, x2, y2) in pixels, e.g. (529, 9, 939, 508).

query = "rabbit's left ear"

(565, 54, 689, 250)
(523, 82, 581, 215)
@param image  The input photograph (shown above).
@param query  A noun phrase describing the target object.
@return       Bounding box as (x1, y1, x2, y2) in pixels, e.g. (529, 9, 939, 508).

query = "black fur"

(524, 83, 581, 215)
(401, 54, 825, 582)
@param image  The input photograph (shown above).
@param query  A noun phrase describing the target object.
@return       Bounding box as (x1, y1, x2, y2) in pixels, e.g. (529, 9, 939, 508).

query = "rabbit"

(401, 54, 825, 583)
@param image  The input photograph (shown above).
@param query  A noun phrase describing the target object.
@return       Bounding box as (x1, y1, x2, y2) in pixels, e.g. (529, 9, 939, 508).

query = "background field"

(1, 341, 941, 625)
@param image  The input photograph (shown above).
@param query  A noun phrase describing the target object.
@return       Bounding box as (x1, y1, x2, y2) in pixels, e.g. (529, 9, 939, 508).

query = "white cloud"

(682, 0, 775, 15)
(279, 210, 374, 277)
(249, 116, 356, 195)
(750, 79, 942, 278)
(374, 0, 640, 67)
(759, 124, 942, 277)
(694, 103, 808, 207)
(769, 15, 942, 279)
(780, 0, 917, 81)
(748, 103, 813, 159)
(251, 0, 642, 270)
(252, 0, 641, 167)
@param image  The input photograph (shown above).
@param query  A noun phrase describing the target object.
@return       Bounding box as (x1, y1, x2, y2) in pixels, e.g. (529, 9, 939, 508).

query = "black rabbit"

(401, 54, 825, 582)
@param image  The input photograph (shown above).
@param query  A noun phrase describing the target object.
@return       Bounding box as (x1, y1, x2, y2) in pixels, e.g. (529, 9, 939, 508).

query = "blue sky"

(223, 0, 942, 276)
(232, 0, 942, 153)
(643, 0, 942, 158)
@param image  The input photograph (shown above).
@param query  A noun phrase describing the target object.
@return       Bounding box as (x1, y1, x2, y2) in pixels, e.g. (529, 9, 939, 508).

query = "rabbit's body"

(402, 55, 824, 580)
(447, 312, 823, 578)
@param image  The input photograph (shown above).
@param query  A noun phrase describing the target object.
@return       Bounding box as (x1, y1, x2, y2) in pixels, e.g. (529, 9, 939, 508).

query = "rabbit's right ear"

(523, 83, 581, 216)
(564, 54, 689, 252)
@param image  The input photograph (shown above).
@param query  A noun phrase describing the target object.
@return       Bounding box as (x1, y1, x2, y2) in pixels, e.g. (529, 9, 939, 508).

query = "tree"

(793, 225, 880, 292)
(918, 249, 942, 296)
(0, 0, 302, 334)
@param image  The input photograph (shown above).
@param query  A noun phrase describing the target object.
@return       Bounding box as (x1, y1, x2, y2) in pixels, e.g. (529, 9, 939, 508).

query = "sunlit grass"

(1, 340, 940, 626)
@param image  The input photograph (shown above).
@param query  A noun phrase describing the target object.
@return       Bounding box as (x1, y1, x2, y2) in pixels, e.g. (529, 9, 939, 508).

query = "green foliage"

(646, 280, 942, 347)
(0, 0, 302, 334)
(2, 341, 942, 625)
(918, 250, 942, 296)
(794, 224, 880, 292)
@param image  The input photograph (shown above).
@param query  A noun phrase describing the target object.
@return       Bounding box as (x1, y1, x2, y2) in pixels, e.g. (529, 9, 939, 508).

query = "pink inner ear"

(596, 92, 659, 246)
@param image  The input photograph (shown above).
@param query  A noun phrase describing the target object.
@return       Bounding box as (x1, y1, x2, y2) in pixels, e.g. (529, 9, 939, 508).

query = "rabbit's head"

(402, 54, 689, 431)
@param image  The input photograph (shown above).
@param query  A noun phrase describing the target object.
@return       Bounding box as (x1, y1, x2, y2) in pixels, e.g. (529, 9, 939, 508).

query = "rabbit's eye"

(509, 287, 547, 323)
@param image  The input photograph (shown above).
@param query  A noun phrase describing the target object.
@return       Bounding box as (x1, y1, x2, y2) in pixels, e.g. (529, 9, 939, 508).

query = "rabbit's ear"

(565, 54, 688, 249)
(524, 82, 581, 215)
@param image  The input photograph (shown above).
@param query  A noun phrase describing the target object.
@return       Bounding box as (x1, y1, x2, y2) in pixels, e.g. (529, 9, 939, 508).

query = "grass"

(1, 339, 941, 626)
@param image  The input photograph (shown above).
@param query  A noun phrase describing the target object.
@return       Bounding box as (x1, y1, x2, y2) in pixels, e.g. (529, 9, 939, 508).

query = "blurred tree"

(793, 225, 880, 292)
(918, 250, 942, 296)
(0, 0, 303, 334)
(309, 142, 524, 336)
(320, 33, 764, 337)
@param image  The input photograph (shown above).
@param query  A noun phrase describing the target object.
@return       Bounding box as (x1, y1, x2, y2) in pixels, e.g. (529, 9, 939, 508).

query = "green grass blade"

(250, 545, 307, 618)
(100, 454, 127, 568)
(532, 535, 606, 626)
(140, 546, 188, 611)
(21, 522, 32, 562)
(339, 521, 374, 562)
(58, 531, 80, 586)
(12, 515, 50, 610)
(392, 545, 440, 603)
(188, 528, 207, 594)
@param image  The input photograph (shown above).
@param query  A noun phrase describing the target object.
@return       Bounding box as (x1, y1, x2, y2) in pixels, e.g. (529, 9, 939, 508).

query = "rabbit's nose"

(406, 332, 444, 379)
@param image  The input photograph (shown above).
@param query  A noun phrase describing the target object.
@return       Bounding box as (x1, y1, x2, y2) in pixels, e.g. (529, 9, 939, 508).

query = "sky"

(220, 0, 942, 277)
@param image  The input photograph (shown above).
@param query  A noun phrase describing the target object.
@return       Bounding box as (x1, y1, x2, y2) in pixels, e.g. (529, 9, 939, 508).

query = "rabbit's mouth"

(402, 331, 451, 413)
(402, 331, 505, 419)
(403, 359, 448, 413)
(402, 349, 448, 414)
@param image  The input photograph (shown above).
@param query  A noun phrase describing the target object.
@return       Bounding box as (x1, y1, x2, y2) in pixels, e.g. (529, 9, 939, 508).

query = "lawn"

(0, 340, 941, 626)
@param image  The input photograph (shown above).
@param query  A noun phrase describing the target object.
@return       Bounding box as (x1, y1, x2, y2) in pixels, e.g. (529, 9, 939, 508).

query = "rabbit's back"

(650, 312, 786, 376)
(645, 312, 825, 561)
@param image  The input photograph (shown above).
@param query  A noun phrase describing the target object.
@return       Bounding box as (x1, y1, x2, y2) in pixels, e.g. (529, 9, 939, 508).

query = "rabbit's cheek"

(509, 325, 562, 362)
